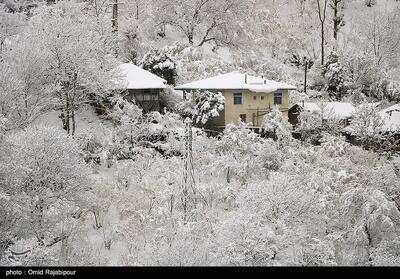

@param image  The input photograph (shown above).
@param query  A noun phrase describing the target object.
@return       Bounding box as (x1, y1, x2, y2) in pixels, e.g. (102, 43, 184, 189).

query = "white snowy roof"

(356, 102, 381, 110)
(296, 102, 356, 119)
(175, 72, 296, 93)
(379, 104, 400, 132)
(115, 63, 167, 89)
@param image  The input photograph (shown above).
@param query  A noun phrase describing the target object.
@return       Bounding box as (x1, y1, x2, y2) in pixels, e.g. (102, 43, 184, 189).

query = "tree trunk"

(36, 197, 45, 246)
(364, 224, 373, 266)
(321, 25, 325, 65)
(333, 0, 340, 40)
(304, 61, 308, 94)
(71, 108, 76, 136)
(112, 0, 118, 32)
(169, 194, 174, 215)
(64, 92, 70, 135)
(317, 0, 327, 66)
(188, 32, 194, 45)
(93, 207, 102, 229)
(226, 167, 231, 184)
(130, 124, 134, 149)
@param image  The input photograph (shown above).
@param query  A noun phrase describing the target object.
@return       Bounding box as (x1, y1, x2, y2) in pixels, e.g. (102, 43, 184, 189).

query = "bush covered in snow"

(176, 90, 225, 126)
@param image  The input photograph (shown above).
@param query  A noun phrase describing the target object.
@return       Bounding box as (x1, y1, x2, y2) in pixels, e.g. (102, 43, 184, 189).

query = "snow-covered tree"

(155, 0, 244, 46)
(0, 30, 55, 130)
(0, 8, 26, 54)
(27, 1, 118, 135)
(108, 96, 143, 153)
(140, 48, 177, 85)
(176, 90, 225, 126)
(288, 53, 314, 93)
(0, 124, 91, 264)
(330, 0, 345, 41)
(323, 52, 348, 100)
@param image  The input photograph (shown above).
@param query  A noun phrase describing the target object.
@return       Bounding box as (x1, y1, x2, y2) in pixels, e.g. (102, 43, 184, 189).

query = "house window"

(253, 96, 257, 100)
(274, 92, 282, 105)
(239, 114, 247, 122)
(144, 94, 152, 101)
(261, 96, 265, 100)
(234, 93, 242, 105)
(135, 93, 144, 101)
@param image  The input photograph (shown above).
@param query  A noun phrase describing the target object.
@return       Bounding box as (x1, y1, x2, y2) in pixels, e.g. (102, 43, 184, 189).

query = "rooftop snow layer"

(296, 102, 356, 119)
(115, 63, 167, 89)
(175, 72, 296, 92)
(379, 104, 400, 132)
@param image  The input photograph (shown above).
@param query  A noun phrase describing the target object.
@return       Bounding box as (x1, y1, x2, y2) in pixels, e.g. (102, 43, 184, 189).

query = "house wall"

(126, 88, 162, 113)
(222, 89, 289, 127)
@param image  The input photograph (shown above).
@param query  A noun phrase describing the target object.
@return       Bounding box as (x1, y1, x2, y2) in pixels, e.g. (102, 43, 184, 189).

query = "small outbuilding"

(288, 102, 356, 128)
(379, 104, 400, 134)
(116, 63, 167, 112)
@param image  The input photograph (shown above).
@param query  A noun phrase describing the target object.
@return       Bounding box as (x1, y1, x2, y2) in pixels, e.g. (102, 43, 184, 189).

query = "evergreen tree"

(140, 48, 178, 86)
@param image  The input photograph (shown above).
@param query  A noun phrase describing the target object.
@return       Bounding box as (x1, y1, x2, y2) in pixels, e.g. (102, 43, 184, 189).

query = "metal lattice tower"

(182, 118, 196, 221)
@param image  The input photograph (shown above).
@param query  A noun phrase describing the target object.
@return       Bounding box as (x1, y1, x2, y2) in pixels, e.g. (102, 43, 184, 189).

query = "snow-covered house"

(379, 104, 400, 133)
(175, 72, 296, 130)
(116, 63, 167, 112)
(288, 102, 356, 127)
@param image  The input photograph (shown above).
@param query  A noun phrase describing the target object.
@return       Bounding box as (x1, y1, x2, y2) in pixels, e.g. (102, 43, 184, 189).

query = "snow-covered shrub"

(210, 122, 275, 184)
(295, 106, 343, 145)
(319, 134, 350, 157)
(385, 80, 400, 103)
(212, 173, 327, 266)
(137, 221, 212, 266)
(263, 106, 292, 142)
(76, 132, 105, 165)
(295, 110, 323, 143)
(346, 105, 399, 155)
(140, 111, 186, 156)
(108, 96, 143, 157)
(370, 241, 400, 266)
(176, 90, 225, 125)
(338, 186, 400, 265)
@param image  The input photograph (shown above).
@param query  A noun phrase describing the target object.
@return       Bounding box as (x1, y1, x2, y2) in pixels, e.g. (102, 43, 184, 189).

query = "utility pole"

(182, 117, 196, 223)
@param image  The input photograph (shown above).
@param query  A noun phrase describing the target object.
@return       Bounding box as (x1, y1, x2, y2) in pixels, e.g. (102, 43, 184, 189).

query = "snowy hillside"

(0, 0, 400, 269)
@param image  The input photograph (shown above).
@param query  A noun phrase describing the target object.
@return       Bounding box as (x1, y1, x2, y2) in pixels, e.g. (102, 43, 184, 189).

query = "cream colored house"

(175, 72, 296, 130)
